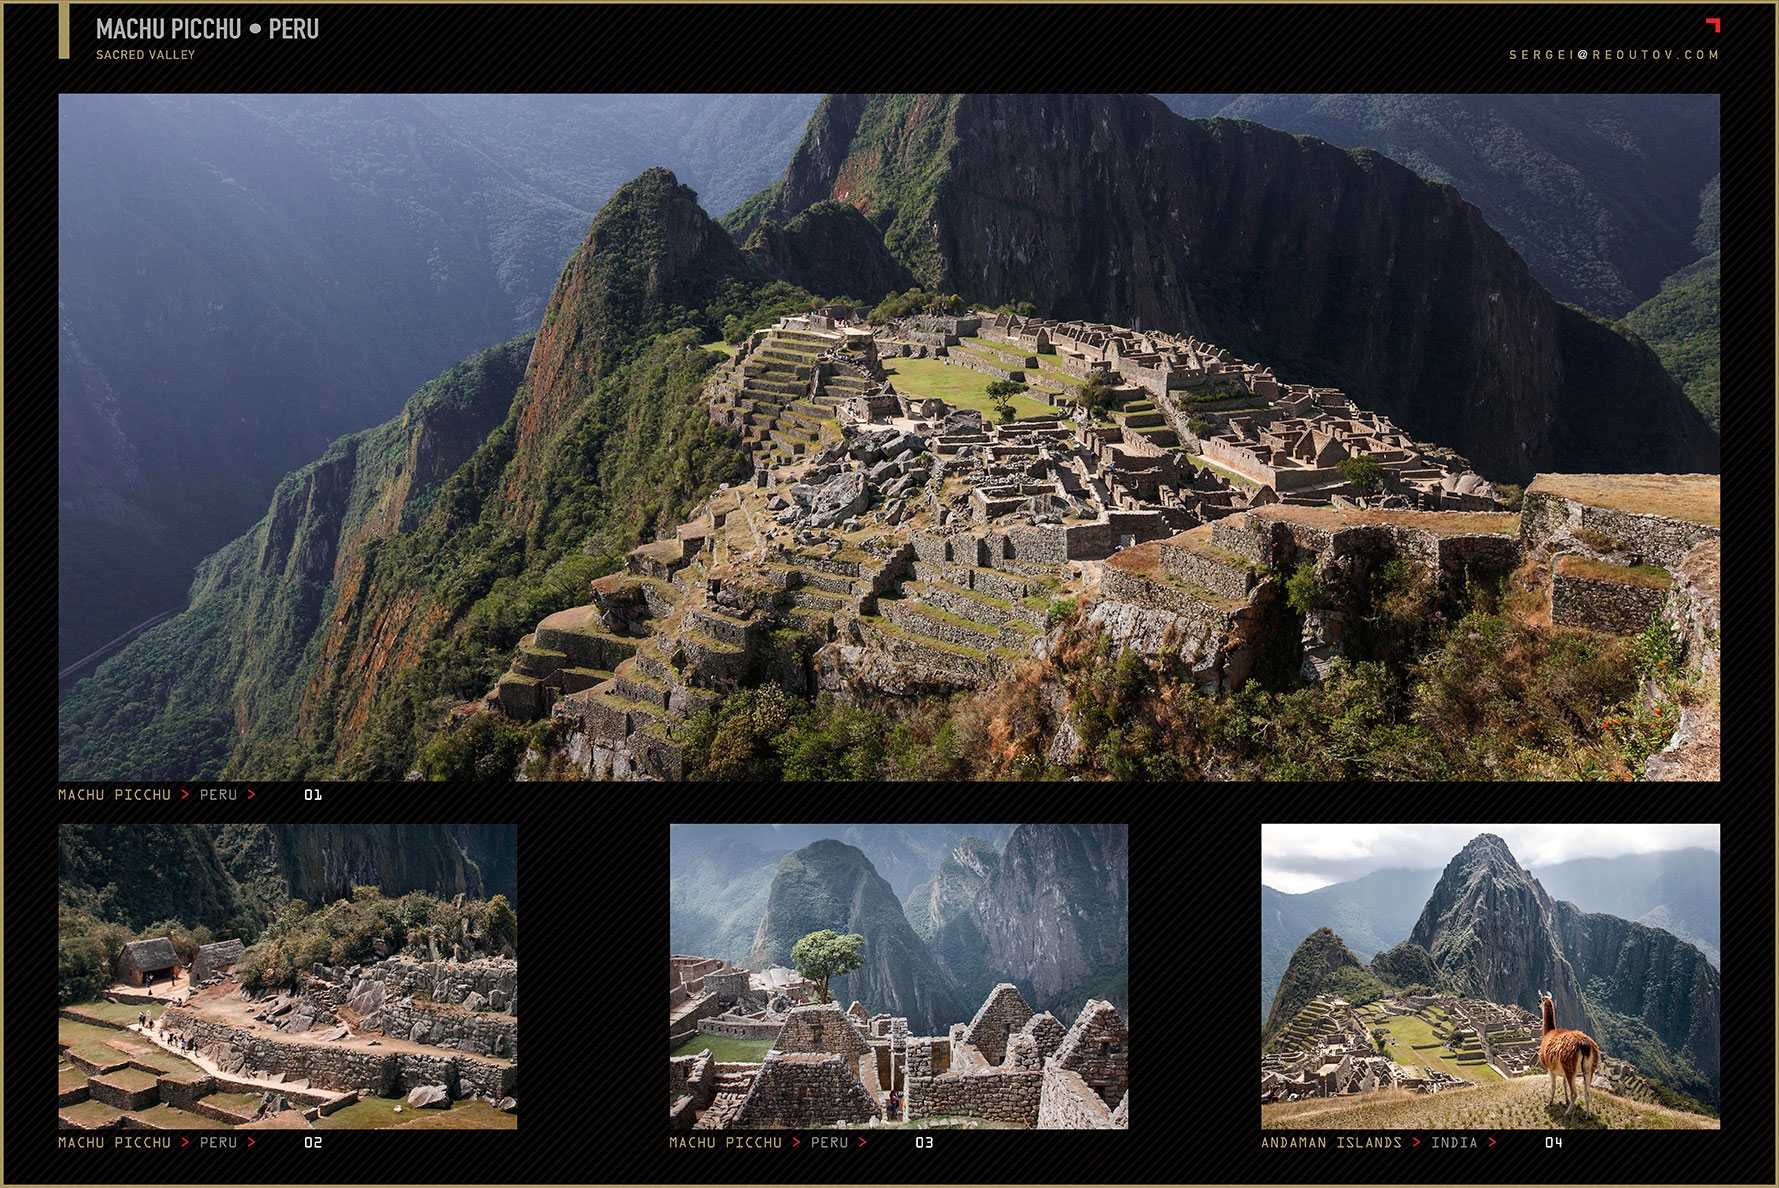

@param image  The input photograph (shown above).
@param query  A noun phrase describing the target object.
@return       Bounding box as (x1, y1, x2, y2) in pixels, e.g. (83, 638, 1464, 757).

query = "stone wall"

(1052, 1000, 1128, 1107)
(87, 1075, 161, 1112)
(730, 1052, 879, 1128)
(671, 1049, 715, 1109)
(162, 1008, 513, 1098)
(1522, 488, 1720, 570)
(698, 1016, 784, 1039)
(774, 1003, 869, 1059)
(1021, 1012, 1068, 1063)
(1159, 540, 1255, 600)
(962, 984, 1035, 1067)
(701, 969, 752, 1000)
(907, 1064, 1043, 1125)
(382, 998, 517, 1059)
(155, 1074, 217, 1111)
(1550, 564, 1669, 634)
(1064, 521, 1115, 561)
(1662, 539, 1720, 679)
(360, 957, 517, 1013)
(1037, 1064, 1119, 1129)
(1005, 524, 1070, 565)
(1111, 1091, 1129, 1128)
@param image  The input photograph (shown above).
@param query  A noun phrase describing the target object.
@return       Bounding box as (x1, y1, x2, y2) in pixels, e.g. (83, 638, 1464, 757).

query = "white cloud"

(1262, 823, 1718, 892)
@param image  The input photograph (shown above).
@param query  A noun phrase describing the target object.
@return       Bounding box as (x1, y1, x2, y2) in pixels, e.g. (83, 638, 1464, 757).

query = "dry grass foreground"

(1526, 473, 1720, 527)
(1261, 1076, 1718, 1130)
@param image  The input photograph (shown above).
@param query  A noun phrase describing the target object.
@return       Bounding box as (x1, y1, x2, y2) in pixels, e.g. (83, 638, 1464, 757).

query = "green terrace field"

(881, 358, 1056, 421)
(1373, 1011, 1502, 1083)
(1262, 1075, 1718, 1130)
(670, 1033, 777, 1062)
(313, 1096, 516, 1129)
(66, 999, 166, 1026)
(59, 1018, 142, 1067)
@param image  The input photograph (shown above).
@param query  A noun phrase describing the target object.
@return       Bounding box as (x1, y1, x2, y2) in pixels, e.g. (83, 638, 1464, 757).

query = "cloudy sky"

(1261, 824, 1720, 894)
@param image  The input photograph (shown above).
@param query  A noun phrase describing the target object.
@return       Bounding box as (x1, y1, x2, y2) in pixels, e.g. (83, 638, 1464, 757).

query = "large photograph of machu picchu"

(670, 823, 1128, 1130)
(1260, 825, 1720, 1130)
(57, 824, 518, 1132)
(57, 93, 1720, 782)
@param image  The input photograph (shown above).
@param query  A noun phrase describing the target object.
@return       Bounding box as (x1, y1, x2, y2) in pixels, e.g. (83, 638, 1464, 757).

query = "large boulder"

(346, 978, 386, 1016)
(809, 471, 869, 527)
(462, 991, 487, 1013)
(498, 1096, 517, 1114)
(287, 1015, 314, 1034)
(407, 1084, 451, 1109)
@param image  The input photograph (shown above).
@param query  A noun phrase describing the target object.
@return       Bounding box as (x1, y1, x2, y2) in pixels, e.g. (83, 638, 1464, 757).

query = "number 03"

(916, 1136, 933, 1148)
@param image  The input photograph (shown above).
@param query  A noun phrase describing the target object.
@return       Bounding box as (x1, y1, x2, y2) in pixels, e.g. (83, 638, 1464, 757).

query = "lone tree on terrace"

(790, 929, 864, 1005)
(1337, 453, 1387, 496)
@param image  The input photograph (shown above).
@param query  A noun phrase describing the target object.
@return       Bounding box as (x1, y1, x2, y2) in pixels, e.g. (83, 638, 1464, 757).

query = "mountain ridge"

(736, 92, 1718, 484)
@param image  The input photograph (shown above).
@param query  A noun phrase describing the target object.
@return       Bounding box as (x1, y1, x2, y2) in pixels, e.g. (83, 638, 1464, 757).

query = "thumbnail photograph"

(57, 94, 1719, 782)
(669, 823, 1127, 1130)
(1260, 825, 1719, 1130)
(57, 824, 517, 1131)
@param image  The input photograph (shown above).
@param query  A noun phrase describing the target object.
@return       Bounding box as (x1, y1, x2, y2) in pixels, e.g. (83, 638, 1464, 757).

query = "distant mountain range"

(672, 823, 1126, 1034)
(1261, 846, 1719, 1022)
(58, 93, 820, 674)
(1154, 94, 1720, 320)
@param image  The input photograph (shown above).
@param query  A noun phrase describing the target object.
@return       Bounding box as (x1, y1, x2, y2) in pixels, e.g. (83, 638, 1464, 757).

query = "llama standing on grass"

(1538, 991, 1602, 1116)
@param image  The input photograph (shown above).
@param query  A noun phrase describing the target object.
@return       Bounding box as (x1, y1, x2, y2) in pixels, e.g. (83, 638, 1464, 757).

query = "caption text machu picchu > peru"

(56, 94, 1722, 782)
(670, 824, 1127, 1130)
(1261, 827, 1720, 1131)
(58, 825, 518, 1132)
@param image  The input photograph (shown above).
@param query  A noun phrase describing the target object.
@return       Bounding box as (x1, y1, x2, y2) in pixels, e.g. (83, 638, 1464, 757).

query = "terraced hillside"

(483, 323, 1101, 777)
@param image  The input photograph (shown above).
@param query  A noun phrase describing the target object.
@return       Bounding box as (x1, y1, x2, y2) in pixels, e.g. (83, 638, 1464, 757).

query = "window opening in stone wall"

(811, 1024, 823, 1045)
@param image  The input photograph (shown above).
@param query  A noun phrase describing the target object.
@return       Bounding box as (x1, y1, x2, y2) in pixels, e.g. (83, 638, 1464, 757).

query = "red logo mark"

(1412, 1136, 1421, 1148)
(180, 1137, 190, 1148)
(792, 1137, 801, 1148)
(858, 1138, 867, 1148)
(181, 788, 190, 799)
(247, 1137, 256, 1147)
(1488, 1136, 1497, 1147)
(1706, 17, 1720, 31)
(247, 788, 256, 799)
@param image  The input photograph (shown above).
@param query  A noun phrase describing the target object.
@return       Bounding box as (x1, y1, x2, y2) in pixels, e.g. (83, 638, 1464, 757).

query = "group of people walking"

(135, 1009, 196, 1053)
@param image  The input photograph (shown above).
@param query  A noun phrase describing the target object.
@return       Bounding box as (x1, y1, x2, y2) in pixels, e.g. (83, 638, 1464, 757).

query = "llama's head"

(1539, 991, 1555, 1029)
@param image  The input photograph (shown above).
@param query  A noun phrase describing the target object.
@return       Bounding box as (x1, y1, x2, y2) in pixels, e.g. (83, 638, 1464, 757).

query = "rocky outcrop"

(1548, 899, 1720, 1106)
(964, 824, 1128, 1018)
(1408, 834, 1593, 1037)
(743, 200, 914, 304)
(903, 837, 999, 945)
(747, 840, 966, 1034)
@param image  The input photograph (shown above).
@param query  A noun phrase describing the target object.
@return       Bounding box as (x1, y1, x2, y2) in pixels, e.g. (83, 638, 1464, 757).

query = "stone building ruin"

(671, 972, 1130, 1130)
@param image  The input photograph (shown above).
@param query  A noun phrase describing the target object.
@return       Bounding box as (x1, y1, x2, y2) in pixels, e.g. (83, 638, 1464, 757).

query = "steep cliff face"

(743, 201, 914, 303)
(1550, 899, 1720, 1105)
(58, 339, 529, 780)
(1409, 834, 1593, 1036)
(964, 823, 1128, 1018)
(749, 840, 966, 1034)
(511, 167, 750, 523)
(903, 836, 998, 945)
(746, 93, 1718, 483)
(1262, 926, 1369, 1047)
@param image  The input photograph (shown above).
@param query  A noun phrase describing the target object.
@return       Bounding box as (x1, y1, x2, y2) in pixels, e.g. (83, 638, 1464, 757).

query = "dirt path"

(174, 983, 514, 1066)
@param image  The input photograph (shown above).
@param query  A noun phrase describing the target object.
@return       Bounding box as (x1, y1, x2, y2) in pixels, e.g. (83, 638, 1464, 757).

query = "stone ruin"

(670, 980, 1129, 1130)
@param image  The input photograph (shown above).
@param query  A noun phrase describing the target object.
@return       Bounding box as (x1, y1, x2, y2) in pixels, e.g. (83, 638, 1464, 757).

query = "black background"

(11, 0, 1776, 1183)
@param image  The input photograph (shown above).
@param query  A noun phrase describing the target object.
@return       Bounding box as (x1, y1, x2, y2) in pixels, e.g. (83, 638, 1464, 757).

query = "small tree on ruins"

(790, 929, 864, 1005)
(1337, 454, 1386, 496)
